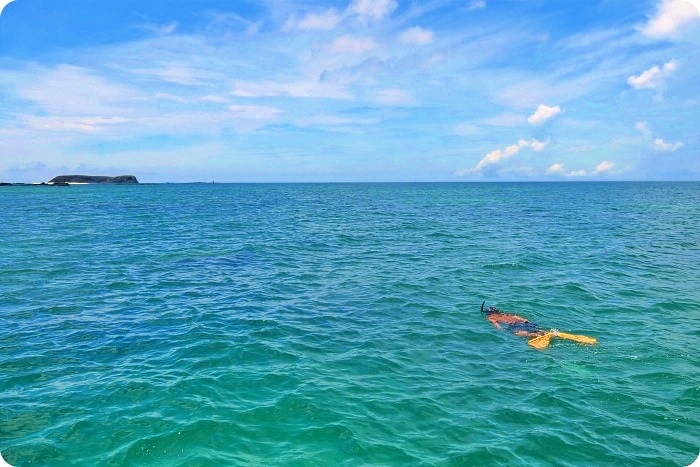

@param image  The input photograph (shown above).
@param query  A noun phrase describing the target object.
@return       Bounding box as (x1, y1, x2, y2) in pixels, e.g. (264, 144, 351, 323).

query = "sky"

(0, 0, 698, 182)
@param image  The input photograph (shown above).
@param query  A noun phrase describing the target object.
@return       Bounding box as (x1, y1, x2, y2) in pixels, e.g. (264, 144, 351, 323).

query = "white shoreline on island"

(41, 182, 91, 185)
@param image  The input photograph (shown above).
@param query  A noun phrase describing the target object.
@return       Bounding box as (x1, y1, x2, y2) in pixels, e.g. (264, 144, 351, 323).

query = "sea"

(1, 182, 698, 466)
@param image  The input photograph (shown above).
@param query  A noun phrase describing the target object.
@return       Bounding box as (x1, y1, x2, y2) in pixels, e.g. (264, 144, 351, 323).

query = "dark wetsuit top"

(507, 321, 540, 333)
(482, 302, 542, 336)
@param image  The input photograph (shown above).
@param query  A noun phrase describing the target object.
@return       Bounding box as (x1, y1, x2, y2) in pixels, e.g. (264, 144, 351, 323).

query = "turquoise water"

(1, 182, 699, 466)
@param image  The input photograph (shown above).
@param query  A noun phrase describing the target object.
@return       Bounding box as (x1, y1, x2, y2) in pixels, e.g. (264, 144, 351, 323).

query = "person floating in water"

(481, 301, 597, 348)
(481, 301, 544, 337)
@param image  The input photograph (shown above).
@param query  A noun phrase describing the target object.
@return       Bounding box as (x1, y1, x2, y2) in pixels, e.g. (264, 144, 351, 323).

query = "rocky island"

(48, 175, 139, 184)
(1, 175, 139, 186)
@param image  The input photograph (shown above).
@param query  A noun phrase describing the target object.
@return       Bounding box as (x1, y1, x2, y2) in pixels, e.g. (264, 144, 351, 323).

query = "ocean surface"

(1, 182, 698, 466)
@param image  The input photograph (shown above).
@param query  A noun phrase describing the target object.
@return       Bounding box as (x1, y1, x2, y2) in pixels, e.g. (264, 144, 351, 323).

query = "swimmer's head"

(481, 301, 498, 314)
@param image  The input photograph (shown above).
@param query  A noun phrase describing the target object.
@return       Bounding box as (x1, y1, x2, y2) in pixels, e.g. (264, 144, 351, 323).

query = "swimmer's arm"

(487, 315, 501, 329)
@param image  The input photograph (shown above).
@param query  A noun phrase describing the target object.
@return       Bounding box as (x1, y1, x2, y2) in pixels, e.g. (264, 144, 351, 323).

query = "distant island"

(48, 175, 139, 184)
(1, 175, 139, 186)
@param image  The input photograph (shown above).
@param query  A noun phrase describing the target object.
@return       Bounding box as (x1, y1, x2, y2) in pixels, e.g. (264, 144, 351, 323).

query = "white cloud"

(466, 0, 486, 11)
(653, 138, 684, 151)
(546, 163, 587, 177)
(546, 161, 614, 177)
(527, 104, 561, 125)
(635, 121, 652, 136)
(592, 160, 615, 174)
(399, 27, 434, 45)
(231, 80, 352, 99)
(375, 89, 411, 105)
(285, 9, 343, 30)
(455, 138, 546, 175)
(568, 169, 587, 177)
(627, 60, 678, 89)
(546, 163, 566, 175)
(529, 139, 546, 151)
(641, 0, 700, 39)
(348, 0, 398, 21)
(329, 35, 377, 54)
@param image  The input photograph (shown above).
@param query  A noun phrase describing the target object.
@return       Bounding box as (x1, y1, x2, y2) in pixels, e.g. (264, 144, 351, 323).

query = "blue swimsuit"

(507, 322, 540, 333)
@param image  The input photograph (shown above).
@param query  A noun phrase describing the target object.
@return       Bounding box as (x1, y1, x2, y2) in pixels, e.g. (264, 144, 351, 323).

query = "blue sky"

(0, 0, 698, 182)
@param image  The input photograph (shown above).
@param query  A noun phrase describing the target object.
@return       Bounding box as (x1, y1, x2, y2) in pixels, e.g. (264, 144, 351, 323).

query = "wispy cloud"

(296, 114, 381, 128)
(151, 64, 201, 86)
(138, 21, 178, 36)
(228, 104, 282, 120)
(641, 0, 700, 39)
(452, 122, 482, 136)
(455, 139, 545, 175)
(329, 35, 377, 54)
(466, 0, 486, 12)
(231, 80, 352, 100)
(636, 121, 684, 151)
(399, 26, 434, 45)
(375, 89, 411, 105)
(627, 60, 678, 89)
(479, 113, 527, 127)
(635, 121, 652, 136)
(347, 0, 398, 21)
(21, 116, 130, 133)
(154, 93, 188, 103)
(16, 65, 140, 116)
(653, 138, 684, 151)
(199, 95, 228, 103)
(285, 9, 343, 30)
(527, 104, 561, 125)
(204, 11, 263, 36)
(284, 0, 397, 32)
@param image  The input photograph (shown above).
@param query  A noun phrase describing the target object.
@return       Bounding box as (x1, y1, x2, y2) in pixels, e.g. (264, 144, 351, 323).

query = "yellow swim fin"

(553, 331, 597, 345)
(528, 332, 555, 349)
(528, 330, 598, 349)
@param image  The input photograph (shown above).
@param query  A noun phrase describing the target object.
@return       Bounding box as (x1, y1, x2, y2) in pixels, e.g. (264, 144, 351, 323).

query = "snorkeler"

(481, 301, 544, 338)
(481, 301, 598, 348)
